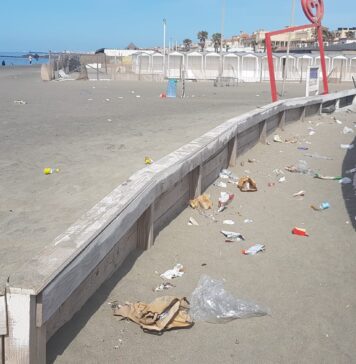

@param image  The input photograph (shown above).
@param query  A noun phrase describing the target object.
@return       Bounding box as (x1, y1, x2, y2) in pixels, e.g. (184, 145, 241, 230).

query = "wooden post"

(137, 204, 154, 250)
(278, 111, 286, 131)
(259, 120, 267, 144)
(301, 106, 306, 121)
(228, 135, 238, 167)
(4, 292, 46, 364)
(189, 166, 202, 199)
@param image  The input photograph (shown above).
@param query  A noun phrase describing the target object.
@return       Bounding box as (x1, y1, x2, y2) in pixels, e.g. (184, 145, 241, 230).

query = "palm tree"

(346, 30, 354, 39)
(197, 31, 208, 52)
(183, 39, 192, 51)
(212, 33, 222, 53)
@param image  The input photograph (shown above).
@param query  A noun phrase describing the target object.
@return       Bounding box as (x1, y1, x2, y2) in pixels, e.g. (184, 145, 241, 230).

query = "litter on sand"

(244, 219, 253, 224)
(188, 217, 199, 226)
(113, 296, 193, 332)
(293, 190, 305, 197)
(221, 230, 245, 242)
(219, 169, 237, 180)
(285, 160, 312, 175)
(311, 202, 330, 211)
(14, 100, 27, 105)
(342, 126, 354, 134)
(189, 275, 268, 323)
(292, 227, 309, 237)
(334, 118, 343, 125)
(314, 174, 342, 181)
(346, 167, 356, 174)
(242, 244, 265, 255)
(273, 135, 283, 143)
(214, 181, 227, 188)
(43, 168, 60, 175)
(153, 282, 175, 292)
(278, 176, 286, 183)
(238, 177, 257, 192)
(223, 220, 235, 225)
(304, 153, 333, 160)
(340, 144, 354, 150)
(218, 192, 234, 208)
(339, 177, 352, 184)
(160, 264, 184, 280)
(190, 194, 213, 210)
(144, 156, 153, 165)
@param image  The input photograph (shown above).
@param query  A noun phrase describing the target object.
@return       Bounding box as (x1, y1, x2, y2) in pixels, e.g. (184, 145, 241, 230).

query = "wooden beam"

(259, 120, 267, 144)
(278, 111, 286, 131)
(189, 166, 202, 199)
(228, 135, 238, 167)
(137, 204, 154, 250)
(4, 293, 45, 364)
(0, 296, 7, 336)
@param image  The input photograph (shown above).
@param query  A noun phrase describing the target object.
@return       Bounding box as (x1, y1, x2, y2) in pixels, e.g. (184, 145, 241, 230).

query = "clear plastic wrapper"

(190, 275, 268, 323)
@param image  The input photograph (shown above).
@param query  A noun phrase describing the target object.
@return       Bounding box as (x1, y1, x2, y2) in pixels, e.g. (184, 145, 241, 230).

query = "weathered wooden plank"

(0, 296, 7, 336)
(266, 114, 280, 135)
(259, 120, 267, 143)
(279, 111, 286, 131)
(228, 135, 238, 167)
(4, 293, 45, 364)
(154, 175, 189, 222)
(137, 204, 154, 251)
(189, 166, 202, 199)
(154, 190, 190, 235)
(46, 225, 137, 339)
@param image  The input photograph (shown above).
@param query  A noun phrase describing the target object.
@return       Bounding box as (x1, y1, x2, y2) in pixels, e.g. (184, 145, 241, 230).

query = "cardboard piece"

(189, 194, 213, 210)
(238, 177, 257, 192)
(113, 296, 193, 332)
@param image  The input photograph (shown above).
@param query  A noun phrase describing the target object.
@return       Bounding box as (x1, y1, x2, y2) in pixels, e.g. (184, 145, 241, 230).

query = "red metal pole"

(317, 25, 329, 94)
(266, 34, 278, 102)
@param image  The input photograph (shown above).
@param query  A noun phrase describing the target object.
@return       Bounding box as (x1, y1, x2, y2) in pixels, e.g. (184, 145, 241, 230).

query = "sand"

(0, 65, 351, 285)
(47, 106, 356, 363)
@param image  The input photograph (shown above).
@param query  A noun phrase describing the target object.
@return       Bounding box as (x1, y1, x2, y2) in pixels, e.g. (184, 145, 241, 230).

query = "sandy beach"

(46, 106, 356, 363)
(0, 65, 351, 285)
(0, 66, 355, 363)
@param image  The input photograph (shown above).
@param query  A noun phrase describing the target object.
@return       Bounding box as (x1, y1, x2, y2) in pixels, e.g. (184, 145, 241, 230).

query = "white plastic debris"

(223, 220, 235, 225)
(244, 219, 253, 224)
(218, 192, 234, 208)
(214, 181, 227, 188)
(188, 217, 199, 226)
(340, 144, 354, 150)
(343, 126, 354, 134)
(160, 264, 184, 280)
(339, 177, 352, 184)
(293, 190, 305, 197)
(219, 169, 232, 179)
(242, 244, 265, 255)
(153, 282, 175, 292)
(136, 95, 141, 98)
(105, 98, 110, 102)
(221, 230, 245, 242)
(335, 119, 343, 125)
(346, 167, 356, 174)
(273, 135, 283, 143)
(14, 100, 27, 105)
(278, 176, 286, 183)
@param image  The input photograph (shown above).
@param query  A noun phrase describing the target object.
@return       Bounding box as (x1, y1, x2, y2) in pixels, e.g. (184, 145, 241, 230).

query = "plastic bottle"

(319, 202, 330, 210)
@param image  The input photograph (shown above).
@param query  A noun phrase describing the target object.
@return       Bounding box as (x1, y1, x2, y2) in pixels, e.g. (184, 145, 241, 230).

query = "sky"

(0, 0, 355, 52)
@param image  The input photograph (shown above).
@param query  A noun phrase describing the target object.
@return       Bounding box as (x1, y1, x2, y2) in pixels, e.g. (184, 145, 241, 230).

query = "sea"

(0, 51, 48, 66)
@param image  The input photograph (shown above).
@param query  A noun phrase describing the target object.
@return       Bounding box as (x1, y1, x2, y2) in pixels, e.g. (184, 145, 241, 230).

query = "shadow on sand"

(46, 249, 143, 363)
(341, 136, 356, 231)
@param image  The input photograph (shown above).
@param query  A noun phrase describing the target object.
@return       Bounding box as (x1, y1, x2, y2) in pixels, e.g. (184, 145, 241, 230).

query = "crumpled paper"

(189, 194, 213, 210)
(113, 296, 193, 332)
(160, 263, 184, 280)
(238, 177, 257, 192)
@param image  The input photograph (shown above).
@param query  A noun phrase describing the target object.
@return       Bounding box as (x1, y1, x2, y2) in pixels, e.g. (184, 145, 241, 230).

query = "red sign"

(301, 0, 324, 24)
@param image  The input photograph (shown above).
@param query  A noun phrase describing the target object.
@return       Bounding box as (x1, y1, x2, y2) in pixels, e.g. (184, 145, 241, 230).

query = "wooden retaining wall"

(1, 89, 356, 363)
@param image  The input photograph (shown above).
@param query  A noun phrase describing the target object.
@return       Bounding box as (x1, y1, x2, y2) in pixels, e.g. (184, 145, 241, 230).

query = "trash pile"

(111, 108, 356, 337)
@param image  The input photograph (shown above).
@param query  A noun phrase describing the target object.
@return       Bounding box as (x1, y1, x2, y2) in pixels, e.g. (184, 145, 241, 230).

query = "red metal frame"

(266, 0, 329, 102)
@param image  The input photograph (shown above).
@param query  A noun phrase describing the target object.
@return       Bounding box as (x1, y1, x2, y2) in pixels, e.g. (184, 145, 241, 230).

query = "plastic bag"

(189, 275, 268, 323)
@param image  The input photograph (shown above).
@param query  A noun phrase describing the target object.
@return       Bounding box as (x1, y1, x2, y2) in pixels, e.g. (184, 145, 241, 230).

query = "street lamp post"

(220, 0, 225, 76)
(163, 19, 167, 77)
